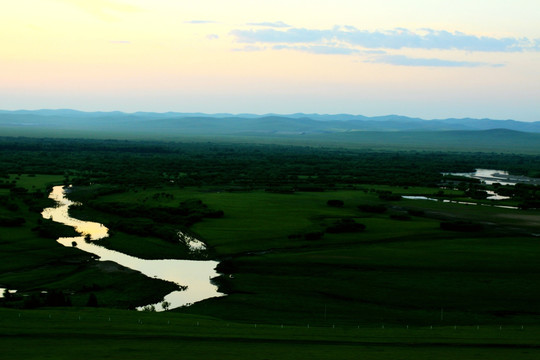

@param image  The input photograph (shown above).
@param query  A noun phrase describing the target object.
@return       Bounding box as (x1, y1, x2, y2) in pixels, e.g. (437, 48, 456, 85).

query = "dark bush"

(86, 293, 98, 307)
(45, 290, 72, 307)
(304, 231, 324, 241)
(326, 218, 366, 233)
(32, 219, 79, 239)
(326, 199, 344, 207)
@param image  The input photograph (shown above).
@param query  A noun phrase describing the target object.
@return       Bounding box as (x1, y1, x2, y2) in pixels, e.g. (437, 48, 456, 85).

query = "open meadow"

(1, 138, 539, 358)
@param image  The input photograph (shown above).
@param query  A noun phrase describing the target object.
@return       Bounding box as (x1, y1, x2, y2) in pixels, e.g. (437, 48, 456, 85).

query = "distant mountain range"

(1, 109, 539, 134)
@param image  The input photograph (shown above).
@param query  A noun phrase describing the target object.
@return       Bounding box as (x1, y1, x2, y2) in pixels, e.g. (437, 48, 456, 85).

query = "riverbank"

(0, 175, 179, 310)
(42, 185, 224, 311)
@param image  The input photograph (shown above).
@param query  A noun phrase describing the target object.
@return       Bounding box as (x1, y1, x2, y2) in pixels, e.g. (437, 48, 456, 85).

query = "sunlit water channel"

(41, 186, 224, 311)
(402, 169, 540, 209)
(0, 288, 17, 298)
(446, 169, 540, 186)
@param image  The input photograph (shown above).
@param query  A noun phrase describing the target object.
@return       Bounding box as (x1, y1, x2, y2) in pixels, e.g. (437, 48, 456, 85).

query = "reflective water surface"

(446, 169, 540, 186)
(402, 169, 526, 209)
(0, 288, 17, 298)
(41, 186, 224, 311)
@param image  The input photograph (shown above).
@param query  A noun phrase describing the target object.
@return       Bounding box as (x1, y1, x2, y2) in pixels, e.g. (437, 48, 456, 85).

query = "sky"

(1, 0, 540, 121)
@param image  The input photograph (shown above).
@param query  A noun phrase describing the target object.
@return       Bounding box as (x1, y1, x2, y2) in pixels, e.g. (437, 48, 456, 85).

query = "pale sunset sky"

(2, 0, 540, 121)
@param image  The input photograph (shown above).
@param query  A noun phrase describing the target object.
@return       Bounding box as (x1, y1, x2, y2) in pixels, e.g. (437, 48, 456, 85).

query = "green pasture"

(1, 138, 540, 358)
(2, 174, 540, 340)
(73, 185, 540, 326)
(2, 307, 540, 360)
(100, 187, 449, 255)
(7, 173, 64, 190)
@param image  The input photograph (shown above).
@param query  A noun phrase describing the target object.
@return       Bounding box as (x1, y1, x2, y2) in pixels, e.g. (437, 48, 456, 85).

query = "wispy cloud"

(232, 45, 265, 52)
(368, 55, 495, 67)
(342, 28, 527, 52)
(273, 44, 362, 55)
(231, 26, 538, 52)
(231, 28, 328, 44)
(246, 21, 290, 28)
(207, 34, 219, 40)
(184, 20, 217, 24)
(109, 40, 131, 44)
(230, 25, 539, 67)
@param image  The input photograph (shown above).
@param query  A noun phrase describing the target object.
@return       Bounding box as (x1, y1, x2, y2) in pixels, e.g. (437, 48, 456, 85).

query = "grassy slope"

(90, 186, 540, 326)
(2, 176, 540, 358)
(2, 307, 540, 360)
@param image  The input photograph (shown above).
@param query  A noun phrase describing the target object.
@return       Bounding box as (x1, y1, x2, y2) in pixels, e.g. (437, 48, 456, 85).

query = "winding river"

(41, 186, 224, 311)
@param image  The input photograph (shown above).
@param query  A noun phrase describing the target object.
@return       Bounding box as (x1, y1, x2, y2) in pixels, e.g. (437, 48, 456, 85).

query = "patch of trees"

(519, 200, 540, 210)
(67, 195, 223, 245)
(1, 290, 72, 309)
(377, 191, 402, 201)
(465, 184, 489, 200)
(1, 137, 540, 190)
(326, 218, 366, 233)
(66, 185, 125, 203)
(494, 183, 540, 209)
(32, 219, 80, 239)
(86, 293, 98, 307)
(82, 198, 224, 227)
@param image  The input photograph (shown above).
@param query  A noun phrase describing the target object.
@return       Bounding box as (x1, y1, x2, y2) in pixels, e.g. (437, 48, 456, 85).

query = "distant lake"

(42, 186, 224, 311)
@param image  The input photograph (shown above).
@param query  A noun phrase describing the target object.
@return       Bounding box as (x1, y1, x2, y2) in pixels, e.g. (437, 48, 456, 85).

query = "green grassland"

(3, 307, 540, 360)
(1, 138, 540, 359)
(6, 173, 65, 190)
(64, 184, 540, 327)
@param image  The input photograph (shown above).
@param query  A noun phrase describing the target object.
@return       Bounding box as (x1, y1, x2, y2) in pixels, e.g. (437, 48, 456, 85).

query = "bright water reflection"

(0, 288, 17, 298)
(41, 186, 224, 311)
(446, 169, 540, 186)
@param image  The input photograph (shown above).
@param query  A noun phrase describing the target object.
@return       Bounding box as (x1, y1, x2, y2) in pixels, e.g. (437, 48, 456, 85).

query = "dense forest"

(1, 137, 539, 190)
